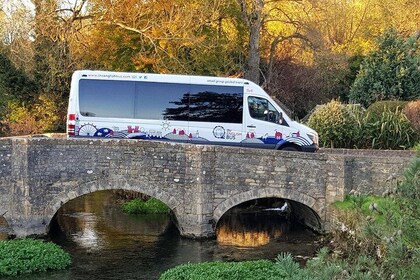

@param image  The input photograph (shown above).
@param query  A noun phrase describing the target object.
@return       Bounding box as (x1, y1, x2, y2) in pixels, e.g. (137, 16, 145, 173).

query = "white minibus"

(67, 70, 318, 152)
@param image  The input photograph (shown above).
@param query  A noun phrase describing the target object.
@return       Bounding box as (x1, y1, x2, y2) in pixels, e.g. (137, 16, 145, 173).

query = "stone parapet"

(0, 138, 415, 238)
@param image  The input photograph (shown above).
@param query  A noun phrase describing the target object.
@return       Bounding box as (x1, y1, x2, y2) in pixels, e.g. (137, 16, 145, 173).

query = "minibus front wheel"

(279, 145, 301, 152)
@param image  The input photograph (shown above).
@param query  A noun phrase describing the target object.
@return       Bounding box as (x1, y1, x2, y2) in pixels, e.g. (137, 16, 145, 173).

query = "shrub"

(32, 93, 67, 133)
(349, 29, 420, 108)
(3, 101, 43, 136)
(404, 100, 420, 134)
(307, 100, 359, 148)
(396, 155, 420, 248)
(308, 100, 416, 149)
(0, 239, 71, 276)
(121, 197, 170, 214)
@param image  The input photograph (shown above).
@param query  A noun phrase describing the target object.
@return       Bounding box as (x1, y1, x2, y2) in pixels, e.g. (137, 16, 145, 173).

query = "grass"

(0, 239, 71, 276)
(121, 197, 170, 214)
(334, 194, 399, 224)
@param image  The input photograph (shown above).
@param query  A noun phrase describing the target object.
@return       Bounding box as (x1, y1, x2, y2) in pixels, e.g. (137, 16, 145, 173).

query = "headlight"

(307, 132, 318, 145)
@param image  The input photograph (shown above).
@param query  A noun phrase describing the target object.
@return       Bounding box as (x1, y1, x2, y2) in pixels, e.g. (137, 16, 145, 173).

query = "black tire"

(281, 146, 299, 152)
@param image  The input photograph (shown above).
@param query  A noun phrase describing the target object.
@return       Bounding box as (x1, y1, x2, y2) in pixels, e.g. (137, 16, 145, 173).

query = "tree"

(350, 29, 420, 108)
(0, 53, 37, 135)
(0, 53, 37, 103)
(81, 0, 244, 76)
(32, 0, 79, 98)
(239, 0, 263, 83)
(0, 1, 34, 72)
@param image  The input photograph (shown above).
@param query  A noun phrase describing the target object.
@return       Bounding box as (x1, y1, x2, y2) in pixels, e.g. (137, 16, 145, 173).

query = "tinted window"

(79, 79, 135, 118)
(79, 79, 243, 123)
(188, 85, 243, 123)
(136, 82, 189, 121)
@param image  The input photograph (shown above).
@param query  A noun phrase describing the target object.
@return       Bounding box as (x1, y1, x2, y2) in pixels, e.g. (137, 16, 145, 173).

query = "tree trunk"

(244, 0, 263, 84)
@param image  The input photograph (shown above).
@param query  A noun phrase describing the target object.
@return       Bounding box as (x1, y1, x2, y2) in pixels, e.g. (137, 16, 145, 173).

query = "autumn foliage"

(0, 0, 419, 138)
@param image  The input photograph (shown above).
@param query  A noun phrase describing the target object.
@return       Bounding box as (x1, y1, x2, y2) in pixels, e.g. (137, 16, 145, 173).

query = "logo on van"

(213, 126, 225, 139)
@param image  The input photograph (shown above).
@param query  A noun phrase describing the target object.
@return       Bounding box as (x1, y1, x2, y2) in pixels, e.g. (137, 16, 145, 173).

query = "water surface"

(3, 191, 323, 280)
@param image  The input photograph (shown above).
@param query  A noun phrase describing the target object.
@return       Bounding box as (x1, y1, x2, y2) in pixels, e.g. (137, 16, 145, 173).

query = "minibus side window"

(136, 82, 189, 121)
(188, 85, 243, 123)
(79, 79, 135, 118)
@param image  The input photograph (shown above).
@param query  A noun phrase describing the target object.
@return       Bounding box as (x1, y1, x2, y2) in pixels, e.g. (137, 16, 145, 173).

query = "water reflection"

(3, 191, 323, 280)
(52, 191, 169, 251)
(217, 211, 290, 247)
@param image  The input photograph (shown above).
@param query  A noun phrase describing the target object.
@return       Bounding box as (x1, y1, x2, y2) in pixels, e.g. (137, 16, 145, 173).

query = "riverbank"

(159, 152, 420, 279)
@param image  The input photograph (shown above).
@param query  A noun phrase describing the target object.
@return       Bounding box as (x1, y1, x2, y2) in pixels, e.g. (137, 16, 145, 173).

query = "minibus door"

(243, 95, 284, 149)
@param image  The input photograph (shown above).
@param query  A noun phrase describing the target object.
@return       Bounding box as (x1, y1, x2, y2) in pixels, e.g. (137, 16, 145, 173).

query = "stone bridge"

(0, 138, 415, 238)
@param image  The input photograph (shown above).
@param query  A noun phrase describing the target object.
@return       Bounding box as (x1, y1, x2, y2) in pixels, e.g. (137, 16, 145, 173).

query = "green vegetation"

(308, 100, 417, 149)
(121, 197, 170, 214)
(350, 29, 420, 108)
(330, 151, 420, 279)
(160, 246, 418, 279)
(0, 239, 71, 276)
(307, 100, 359, 148)
(160, 259, 278, 280)
(366, 100, 408, 116)
(363, 107, 416, 149)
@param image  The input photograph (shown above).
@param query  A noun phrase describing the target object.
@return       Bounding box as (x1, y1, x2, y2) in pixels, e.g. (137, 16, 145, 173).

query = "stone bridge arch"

(43, 177, 183, 235)
(0, 138, 415, 238)
(213, 187, 324, 232)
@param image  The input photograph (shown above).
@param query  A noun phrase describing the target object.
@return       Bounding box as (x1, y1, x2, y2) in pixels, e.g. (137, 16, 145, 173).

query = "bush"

(404, 100, 420, 134)
(396, 155, 420, 248)
(121, 197, 170, 214)
(307, 100, 416, 149)
(349, 29, 420, 108)
(3, 101, 43, 136)
(0, 239, 71, 276)
(32, 93, 67, 133)
(307, 100, 359, 148)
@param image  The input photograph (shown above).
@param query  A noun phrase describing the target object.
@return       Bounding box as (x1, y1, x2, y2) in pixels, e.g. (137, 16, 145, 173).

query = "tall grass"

(365, 108, 416, 149)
